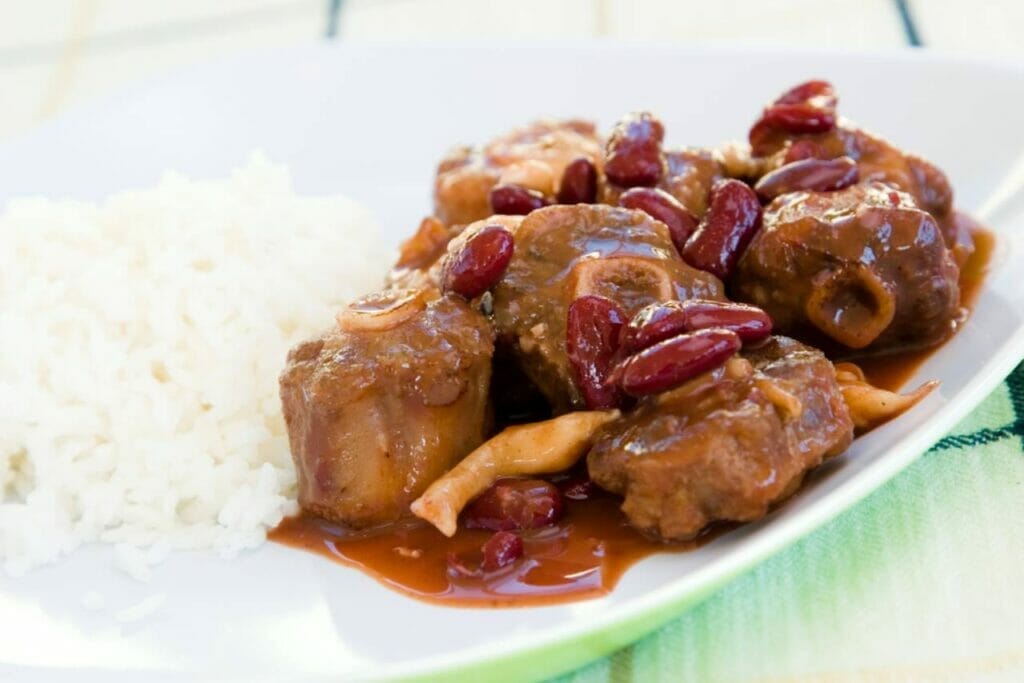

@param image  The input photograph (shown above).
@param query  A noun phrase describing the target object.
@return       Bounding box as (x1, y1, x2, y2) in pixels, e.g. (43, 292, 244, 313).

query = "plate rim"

(389, 338, 1024, 683)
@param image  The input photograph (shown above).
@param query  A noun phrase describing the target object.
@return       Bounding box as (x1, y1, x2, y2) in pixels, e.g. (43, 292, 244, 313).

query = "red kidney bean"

(748, 116, 779, 157)
(664, 301, 772, 343)
(446, 530, 526, 577)
(481, 531, 524, 572)
(767, 80, 836, 133)
(463, 478, 564, 531)
(618, 187, 699, 254)
(557, 157, 598, 204)
(490, 183, 549, 215)
(754, 156, 859, 201)
(784, 139, 829, 164)
(566, 295, 627, 409)
(622, 299, 773, 352)
(774, 80, 836, 109)
(442, 224, 514, 299)
(762, 102, 836, 134)
(681, 179, 762, 281)
(750, 81, 838, 156)
(612, 329, 742, 397)
(604, 112, 665, 188)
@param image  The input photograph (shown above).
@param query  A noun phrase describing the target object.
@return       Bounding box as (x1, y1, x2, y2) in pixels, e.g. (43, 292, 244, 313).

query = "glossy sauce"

(270, 222, 994, 608)
(856, 222, 994, 391)
(271, 488, 708, 607)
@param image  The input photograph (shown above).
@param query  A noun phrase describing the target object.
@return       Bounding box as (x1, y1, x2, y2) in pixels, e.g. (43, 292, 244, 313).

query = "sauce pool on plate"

(271, 488, 713, 607)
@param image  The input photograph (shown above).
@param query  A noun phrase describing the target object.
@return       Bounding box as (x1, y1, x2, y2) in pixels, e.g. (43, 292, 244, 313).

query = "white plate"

(1, 44, 1023, 682)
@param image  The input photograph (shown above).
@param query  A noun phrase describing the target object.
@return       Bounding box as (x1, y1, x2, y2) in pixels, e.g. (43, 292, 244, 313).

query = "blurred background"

(3, 0, 1024, 142)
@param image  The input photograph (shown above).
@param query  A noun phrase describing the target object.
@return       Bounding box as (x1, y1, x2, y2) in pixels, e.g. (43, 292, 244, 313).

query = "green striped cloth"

(555, 362, 1024, 683)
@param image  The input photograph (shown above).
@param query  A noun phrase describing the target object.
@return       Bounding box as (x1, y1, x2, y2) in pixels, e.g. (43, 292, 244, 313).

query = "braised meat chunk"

(661, 149, 723, 218)
(280, 289, 494, 527)
(740, 80, 972, 266)
(491, 203, 725, 412)
(386, 216, 455, 290)
(433, 112, 723, 238)
(595, 112, 723, 245)
(434, 119, 603, 227)
(733, 182, 960, 353)
(587, 337, 853, 541)
(752, 119, 954, 225)
(604, 147, 722, 219)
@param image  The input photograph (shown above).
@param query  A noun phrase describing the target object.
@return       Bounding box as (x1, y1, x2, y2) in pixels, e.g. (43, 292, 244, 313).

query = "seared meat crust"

(492, 203, 724, 411)
(280, 292, 494, 527)
(733, 182, 960, 353)
(588, 337, 853, 541)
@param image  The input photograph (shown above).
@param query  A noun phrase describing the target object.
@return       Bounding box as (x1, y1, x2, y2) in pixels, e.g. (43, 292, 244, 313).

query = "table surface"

(2, 2, 1023, 682)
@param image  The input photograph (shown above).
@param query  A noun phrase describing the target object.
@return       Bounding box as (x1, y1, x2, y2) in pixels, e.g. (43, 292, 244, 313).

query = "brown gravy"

(270, 223, 994, 608)
(271, 488, 710, 607)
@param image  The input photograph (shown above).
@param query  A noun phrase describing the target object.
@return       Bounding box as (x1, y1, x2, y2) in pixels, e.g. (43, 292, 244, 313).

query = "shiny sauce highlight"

(270, 489, 702, 607)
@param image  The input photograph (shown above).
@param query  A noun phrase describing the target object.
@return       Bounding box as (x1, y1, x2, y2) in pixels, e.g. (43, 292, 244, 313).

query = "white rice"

(0, 153, 390, 576)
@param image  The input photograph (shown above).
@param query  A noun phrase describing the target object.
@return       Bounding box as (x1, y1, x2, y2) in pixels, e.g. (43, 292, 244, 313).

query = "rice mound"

(0, 154, 389, 576)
